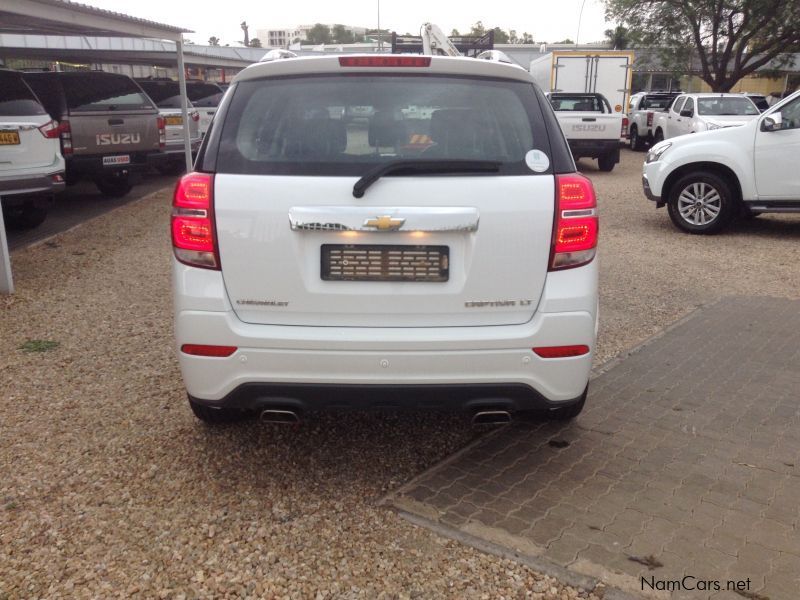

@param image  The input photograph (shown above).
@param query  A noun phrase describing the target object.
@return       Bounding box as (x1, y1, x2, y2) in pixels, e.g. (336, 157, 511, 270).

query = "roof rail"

(260, 49, 298, 62)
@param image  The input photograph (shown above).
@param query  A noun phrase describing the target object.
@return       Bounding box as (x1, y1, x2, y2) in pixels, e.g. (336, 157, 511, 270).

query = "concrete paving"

(390, 296, 800, 599)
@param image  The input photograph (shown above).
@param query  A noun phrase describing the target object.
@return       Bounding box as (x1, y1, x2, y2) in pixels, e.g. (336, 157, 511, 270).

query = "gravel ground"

(2, 149, 799, 598)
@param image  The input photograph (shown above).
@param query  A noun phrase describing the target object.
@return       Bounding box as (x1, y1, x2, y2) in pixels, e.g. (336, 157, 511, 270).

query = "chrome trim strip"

(289, 206, 480, 233)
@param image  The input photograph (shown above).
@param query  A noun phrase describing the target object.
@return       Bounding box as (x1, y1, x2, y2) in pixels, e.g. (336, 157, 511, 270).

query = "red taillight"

(646, 112, 654, 127)
(37, 119, 60, 139)
(533, 345, 590, 359)
(549, 174, 598, 271)
(621, 117, 629, 139)
(157, 116, 166, 149)
(59, 117, 73, 155)
(190, 110, 200, 122)
(181, 344, 237, 357)
(338, 56, 432, 68)
(172, 172, 219, 270)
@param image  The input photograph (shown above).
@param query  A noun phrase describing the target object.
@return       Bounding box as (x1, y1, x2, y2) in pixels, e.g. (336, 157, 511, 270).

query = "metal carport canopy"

(0, 0, 192, 294)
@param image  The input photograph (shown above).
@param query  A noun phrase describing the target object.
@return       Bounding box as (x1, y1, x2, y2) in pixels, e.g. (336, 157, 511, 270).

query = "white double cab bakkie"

(626, 91, 682, 150)
(648, 93, 760, 145)
(172, 54, 599, 425)
(643, 90, 800, 234)
(0, 68, 65, 230)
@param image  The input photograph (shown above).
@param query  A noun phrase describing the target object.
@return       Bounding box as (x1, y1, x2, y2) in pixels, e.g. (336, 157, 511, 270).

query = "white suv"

(0, 69, 65, 229)
(173, 55, 599, 424)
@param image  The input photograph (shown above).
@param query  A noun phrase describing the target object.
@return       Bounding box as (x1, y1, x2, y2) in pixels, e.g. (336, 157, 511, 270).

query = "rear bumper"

(566, 139, 620, 159)
(164, 139, 202, 157)
(174, 259, 598, 410)
(0, 170, 65, 203)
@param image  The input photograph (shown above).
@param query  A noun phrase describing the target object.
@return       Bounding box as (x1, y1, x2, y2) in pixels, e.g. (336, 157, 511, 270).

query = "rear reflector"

(171, 172, 219, 269)
(549, 174, 598, 271)
(339, 56, 432, 68)
(533, 345, 590, 359)
(181, 344, 237, 357)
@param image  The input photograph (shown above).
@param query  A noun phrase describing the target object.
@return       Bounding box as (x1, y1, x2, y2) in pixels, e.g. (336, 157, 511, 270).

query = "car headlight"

(646, 142, 672, 163)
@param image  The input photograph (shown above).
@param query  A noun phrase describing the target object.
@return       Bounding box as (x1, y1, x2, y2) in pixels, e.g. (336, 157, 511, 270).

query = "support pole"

(176, 38, 193, 172)
(0, 203, 14, 294)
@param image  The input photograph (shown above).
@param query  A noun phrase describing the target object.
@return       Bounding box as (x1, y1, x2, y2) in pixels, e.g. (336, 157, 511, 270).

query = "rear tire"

(188, 397, 251, 424)
(653, 129, 664, 145)
(2, 203, 48, 230)
(598, 153, 617, 172)
(95, 172, 133, 198)
(629, 126, 646, 151)
(667, 171, 735, 234)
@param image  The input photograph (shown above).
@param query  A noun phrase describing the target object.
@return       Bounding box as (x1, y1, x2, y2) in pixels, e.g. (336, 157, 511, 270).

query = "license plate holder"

(103, 155, 130, 166)
(165, 116, 183, 126)
(0, 130, 20, 145)
(322, 244, 449, 282)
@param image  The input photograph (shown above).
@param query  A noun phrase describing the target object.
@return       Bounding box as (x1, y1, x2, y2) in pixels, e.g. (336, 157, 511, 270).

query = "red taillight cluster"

(646, 112, 654, 127)
(59, 117, 73, 155)
(157, 116, 166, 149)
(621, 117, 629, 139)
(338, 56, 432, 68)
(549, 174, 598, 271)
(37, 119, 61, 139)
(190, 110, 200, 122)
(171, 172, 219, 270)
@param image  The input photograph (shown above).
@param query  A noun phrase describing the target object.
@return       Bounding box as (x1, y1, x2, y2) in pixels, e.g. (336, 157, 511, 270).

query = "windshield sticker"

(525, 150, 550, 173)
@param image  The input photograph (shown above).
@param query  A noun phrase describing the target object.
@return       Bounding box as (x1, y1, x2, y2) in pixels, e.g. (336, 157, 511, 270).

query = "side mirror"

(761, 115, 782, 132)
(680, 109, 693, 118)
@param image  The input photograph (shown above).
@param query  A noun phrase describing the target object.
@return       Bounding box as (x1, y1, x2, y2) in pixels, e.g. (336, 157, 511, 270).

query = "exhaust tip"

(471, 410, 512, 426)
(260, 409, 300, 424)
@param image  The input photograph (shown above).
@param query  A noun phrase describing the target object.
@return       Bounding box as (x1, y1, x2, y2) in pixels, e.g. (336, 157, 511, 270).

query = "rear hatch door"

(213, 69, 556, 328)
(0, 73, 55, 172)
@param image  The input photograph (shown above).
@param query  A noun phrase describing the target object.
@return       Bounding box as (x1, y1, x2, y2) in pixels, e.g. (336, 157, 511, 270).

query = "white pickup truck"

(627, 91, 681, 150)
(649, 93, 760, 145)
(642, 90, 800, 234)
(547, 92, 624, 171)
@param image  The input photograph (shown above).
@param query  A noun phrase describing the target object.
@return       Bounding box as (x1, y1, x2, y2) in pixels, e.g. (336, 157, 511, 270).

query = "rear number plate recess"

(322, 244, 449, 282)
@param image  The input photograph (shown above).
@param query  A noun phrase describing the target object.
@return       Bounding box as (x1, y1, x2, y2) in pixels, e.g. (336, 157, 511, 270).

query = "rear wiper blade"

(353, 159, 501, 198)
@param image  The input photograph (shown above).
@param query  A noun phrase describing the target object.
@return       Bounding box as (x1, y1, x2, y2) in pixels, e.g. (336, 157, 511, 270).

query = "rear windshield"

(137, 81, 190, 109)
(61, 74, 153, 112)
(217, 75, 542, 176)
(0, 72, 46, 117)
(641, 96, 675, 110)
(549, 95, 608, 112)
(697, 97, 759, 116)
(186, 83, 223, 107)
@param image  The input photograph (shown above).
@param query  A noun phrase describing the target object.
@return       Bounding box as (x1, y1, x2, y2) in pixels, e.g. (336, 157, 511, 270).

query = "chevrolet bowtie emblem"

(363, 215, 405, 231)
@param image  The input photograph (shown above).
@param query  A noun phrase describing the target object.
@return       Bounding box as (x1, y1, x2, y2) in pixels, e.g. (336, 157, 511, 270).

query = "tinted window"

(550, 95, 606, 112)
(0, 72, 46, 117)
(217, 75, 541, 176)
(186, 83, 223, 107)
(137, 80, 190, 109)
(671, 96, 686, 113)
(748, 96, 769, 111)
(642, 95, 675, 110)
(697, 97, 759, 116)
(61, 74, 153, 111)
(683, 98, 695, 114)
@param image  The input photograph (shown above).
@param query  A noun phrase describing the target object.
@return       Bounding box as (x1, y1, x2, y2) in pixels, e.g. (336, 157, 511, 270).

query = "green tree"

(555, 38, 575, 44)
(604, 25, 631, 49)
(450, 28, 460, 37)
(469, 21, 486, 36)
(331, 24, 355, 44)
(605, 0, 800, 91)
(306, 23, 332, 44)
(521, 32, 535, 44)
(249, 38, 262, 48)
(208, 36, 220, 46)
(491, 27, 510, 43)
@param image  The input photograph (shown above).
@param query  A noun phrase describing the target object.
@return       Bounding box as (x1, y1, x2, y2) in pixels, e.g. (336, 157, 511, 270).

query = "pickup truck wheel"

(188, 397, 251, 424)
(667, 172, 734, 234)
(629, 126, 645, 151)
(94, 173, 133, 198)
(653, 129, 664, 144)
(2, 203, 48, 230)
(597, 153, 616, 172)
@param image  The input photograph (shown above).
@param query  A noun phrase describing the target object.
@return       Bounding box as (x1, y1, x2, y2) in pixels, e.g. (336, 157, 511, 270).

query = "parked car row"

(1, 68, 225, 230)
